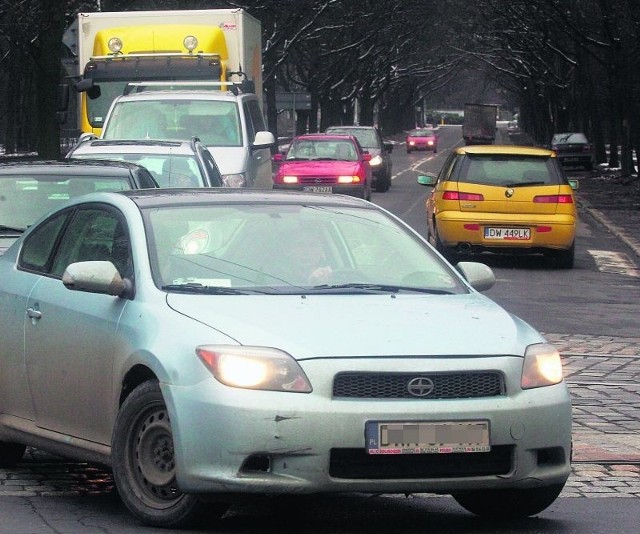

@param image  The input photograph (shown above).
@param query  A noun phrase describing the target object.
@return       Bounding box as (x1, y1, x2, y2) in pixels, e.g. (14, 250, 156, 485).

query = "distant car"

(406, 128, 438, 153)
(0, 159, 157, 255)
(0, 188, 571, 528)
(551, 132, 594, 171)
(66, 137, 224, 187)
(418, 145, 578, 268)
(273, 134, 373, 200)
(325, 125, 393, 192)
(506, 121, 520, 135)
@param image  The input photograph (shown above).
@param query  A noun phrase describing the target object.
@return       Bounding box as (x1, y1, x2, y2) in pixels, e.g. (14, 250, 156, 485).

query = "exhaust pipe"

(458, 243, 472, 253)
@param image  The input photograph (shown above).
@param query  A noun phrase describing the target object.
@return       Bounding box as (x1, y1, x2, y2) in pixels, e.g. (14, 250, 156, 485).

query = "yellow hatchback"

(418, 145, 578, 268)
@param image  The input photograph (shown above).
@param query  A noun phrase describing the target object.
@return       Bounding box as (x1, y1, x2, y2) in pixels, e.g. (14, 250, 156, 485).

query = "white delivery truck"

(61, 8, 274, 188)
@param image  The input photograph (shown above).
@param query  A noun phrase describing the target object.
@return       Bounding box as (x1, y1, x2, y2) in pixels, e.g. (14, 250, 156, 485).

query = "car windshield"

(71, 153, 206, 187)
(0, 174, 131, 229)
(327, 128, 378, 148)
(286, 139, 358, 161)
(411, 129, 435, 136)
(143, 202, 465, 295)
(103, 99, 242, 147)
(457, 155, 557, 186)
(552, 133, 588, 144)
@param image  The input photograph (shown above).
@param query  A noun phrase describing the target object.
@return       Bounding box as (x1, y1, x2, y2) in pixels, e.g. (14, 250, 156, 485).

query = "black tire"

(0, 441, 26, 468)
(429, 221, 456, 263)
(554, 241, 575, 269)
(453, 483, 565, 518)
(375, 174, 391, 193)
(406, 148, 411, 154)
(111, 380, 227, 528)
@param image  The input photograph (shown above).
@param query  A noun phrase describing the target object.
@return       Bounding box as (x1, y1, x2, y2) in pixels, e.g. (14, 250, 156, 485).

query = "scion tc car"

(273, 134, 373, 199)
(406, 128, 438, 153)
(418, 145, 578, 268)
(0, 189, 571, 527)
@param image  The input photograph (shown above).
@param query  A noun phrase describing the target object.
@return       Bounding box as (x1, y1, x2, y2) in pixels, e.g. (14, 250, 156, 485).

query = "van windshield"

(102, 99, 242, 147)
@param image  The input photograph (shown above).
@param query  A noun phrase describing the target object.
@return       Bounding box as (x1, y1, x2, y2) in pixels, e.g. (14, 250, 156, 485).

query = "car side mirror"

(273, 153, 284, 162)
(417, 173, 437, 186)
(253, 130, 276, 150)
(568, 179, 579, 190)
(455, 262, 496, 292)
(363, 153, 373, 162)
(62, 261, 132, 298)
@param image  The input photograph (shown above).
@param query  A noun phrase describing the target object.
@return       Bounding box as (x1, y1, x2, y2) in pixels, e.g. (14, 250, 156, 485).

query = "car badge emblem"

(505, 188, 514, 198)
(407, 377, 435, 397)
(315, 178, 322, 184)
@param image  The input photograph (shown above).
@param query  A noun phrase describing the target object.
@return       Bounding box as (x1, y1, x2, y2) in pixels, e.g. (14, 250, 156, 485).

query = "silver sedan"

(0, 189, 571, 528)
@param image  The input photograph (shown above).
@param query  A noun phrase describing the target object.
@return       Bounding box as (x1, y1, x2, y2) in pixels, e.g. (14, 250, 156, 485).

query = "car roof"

(454, 145, 556, 157)
(113, 90, 254, 103)
(119, 188, 374, 209)
(326, 125, 376, 131)
(71, 139, 202, 156)
(0, 159, 144, 176)
(292, 134, 358, 142)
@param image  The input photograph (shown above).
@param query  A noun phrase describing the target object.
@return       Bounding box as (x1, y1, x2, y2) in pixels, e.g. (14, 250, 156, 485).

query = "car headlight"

(196, 345, 312, 392)
(369, 155, 383, 166)
(521, 343, 564, 389)
(222, 173, 246, 188)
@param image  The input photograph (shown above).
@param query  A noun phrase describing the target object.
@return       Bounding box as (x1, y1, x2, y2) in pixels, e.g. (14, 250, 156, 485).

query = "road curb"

(578, 199, 640, 259)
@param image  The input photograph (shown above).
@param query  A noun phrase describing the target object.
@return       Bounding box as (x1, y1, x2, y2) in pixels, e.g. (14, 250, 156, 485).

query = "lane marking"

(588, 249, 640, 277)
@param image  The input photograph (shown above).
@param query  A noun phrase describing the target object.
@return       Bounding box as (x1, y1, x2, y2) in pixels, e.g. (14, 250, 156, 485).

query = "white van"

(100, 89, 275, 188)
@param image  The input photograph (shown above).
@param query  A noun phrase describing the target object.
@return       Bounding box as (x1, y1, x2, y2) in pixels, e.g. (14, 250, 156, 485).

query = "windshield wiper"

(161, 283, 252, 294)
(505, 181, 547, 187)
(310, 283, 454, 294)
(0, 224, 26, 233)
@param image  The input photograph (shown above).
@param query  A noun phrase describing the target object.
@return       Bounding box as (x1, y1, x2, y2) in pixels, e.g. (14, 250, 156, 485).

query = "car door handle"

(27, 308, 42, 319)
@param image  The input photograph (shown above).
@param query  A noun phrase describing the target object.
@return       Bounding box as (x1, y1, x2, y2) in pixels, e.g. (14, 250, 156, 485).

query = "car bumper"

(408, 144, 436, 151)
(164, 356, 571, 495)
(436, 211, 577, 251)
(273, 183, 365, 198)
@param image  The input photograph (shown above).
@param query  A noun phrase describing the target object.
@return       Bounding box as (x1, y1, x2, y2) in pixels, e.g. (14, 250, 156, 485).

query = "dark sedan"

(551, 132, 594, 171)
(0, 159, 158, 254)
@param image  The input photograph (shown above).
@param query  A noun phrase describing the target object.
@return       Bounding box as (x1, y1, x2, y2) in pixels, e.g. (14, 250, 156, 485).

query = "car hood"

(277, 160, 361, 175)
(166, 293, 540, 358)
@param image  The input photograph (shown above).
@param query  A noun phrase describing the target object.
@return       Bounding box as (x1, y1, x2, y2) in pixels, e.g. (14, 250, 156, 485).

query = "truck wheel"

(0, 441, 26, 467)
(111, 380, 227, 528)
(453, 483, 565, 518)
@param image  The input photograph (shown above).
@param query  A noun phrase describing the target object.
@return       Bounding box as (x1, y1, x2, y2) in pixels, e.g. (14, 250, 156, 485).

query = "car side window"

(19, 210, 71, 273)
(438, 153, 458, 183)
(50, 207, 132, 279)
(245, 99, 267, 141)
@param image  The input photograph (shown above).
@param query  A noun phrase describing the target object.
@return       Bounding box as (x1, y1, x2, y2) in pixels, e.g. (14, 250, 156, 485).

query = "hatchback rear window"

(456, 155, 559, 186)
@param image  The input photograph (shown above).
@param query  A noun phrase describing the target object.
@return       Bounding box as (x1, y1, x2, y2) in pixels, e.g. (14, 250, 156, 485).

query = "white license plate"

(365, 421, 490, 454)
(484, 227, 531, 240)
(303, 186, 332, 193)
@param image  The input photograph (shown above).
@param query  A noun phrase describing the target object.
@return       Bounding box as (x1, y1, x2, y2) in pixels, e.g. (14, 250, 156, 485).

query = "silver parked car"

(0, 189, 571, 528)
(66, 137, 224, 188)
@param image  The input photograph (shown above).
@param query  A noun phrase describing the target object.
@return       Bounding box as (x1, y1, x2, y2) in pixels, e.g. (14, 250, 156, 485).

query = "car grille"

(298, 176, 338, 184)
(330, 446, 513, 479)
(332, 372, 505, 399)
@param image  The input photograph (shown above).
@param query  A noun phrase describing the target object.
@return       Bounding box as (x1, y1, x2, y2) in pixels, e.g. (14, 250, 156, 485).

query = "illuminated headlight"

(409, 141, 415, 146)
(369, 155, 383, 166)
(183, 35, 199, 52)
(196, 345, 313, 392)
(108, 37, 123, 54)
(222, 174, 246, 188)
(521, 343, 564, 389)
(282, 175, 299, 184)
(338, 175, 359, 183)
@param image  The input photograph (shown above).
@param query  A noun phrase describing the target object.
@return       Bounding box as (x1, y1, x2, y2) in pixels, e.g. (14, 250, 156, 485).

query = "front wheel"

(111, 380, 227, 528)
(453, 483, 565, 518)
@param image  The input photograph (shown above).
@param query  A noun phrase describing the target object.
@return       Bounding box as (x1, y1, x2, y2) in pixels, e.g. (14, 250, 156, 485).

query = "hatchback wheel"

(112, 380, 228, 528)
(548, 241, 575, 269)
(429, 222, 456, 263)
(452, 483, 565, 518)
(0, 441, 26, 468)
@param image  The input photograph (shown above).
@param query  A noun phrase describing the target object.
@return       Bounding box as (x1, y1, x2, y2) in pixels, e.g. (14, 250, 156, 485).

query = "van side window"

(245, 99, 266, 141)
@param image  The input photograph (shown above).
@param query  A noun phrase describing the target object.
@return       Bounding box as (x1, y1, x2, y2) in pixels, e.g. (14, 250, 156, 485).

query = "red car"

(406, 128, 438, 153)
(273, 134, 373, 199)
